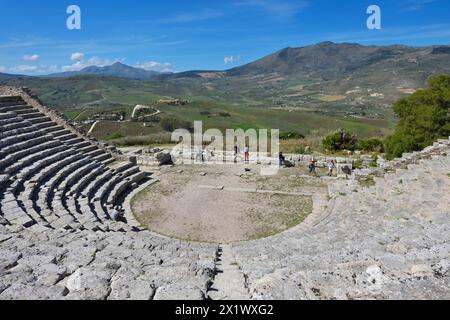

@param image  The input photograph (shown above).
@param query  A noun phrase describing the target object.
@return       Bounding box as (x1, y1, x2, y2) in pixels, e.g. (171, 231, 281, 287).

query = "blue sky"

(0, 0, 449, 75)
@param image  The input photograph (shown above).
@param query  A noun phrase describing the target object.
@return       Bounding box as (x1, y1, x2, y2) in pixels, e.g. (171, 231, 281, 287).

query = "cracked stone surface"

(227, 144, 450, 300)
(0, 226, 217, 300)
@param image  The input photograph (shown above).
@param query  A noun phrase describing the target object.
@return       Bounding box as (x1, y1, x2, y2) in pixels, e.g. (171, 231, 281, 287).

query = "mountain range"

(161, 41, 450, 81)
(1, 41, 449, 115)
(1, 42, 449, 83)
(46, 62, 167, 80)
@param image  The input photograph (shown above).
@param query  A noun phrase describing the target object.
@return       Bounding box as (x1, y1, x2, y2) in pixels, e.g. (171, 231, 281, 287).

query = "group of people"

(279, 152, 336, 177)
(195, 143, 337, 177)
(193, 144, 251, 163)
(308, 159, 336, 177)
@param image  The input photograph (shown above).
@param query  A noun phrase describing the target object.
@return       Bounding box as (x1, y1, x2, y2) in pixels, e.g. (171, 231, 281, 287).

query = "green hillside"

(1, 42, 449, 144)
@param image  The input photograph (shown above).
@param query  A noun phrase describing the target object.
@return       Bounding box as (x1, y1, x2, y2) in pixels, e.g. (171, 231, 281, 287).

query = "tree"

(385, 75, 450, 159)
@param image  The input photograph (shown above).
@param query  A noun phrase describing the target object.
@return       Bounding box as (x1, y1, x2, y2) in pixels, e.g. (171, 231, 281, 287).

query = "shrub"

(359, 138, 384, 153)
(219, 112, 231, 117)
(322, 129, 358, 152)
(384, 134, 418, 159)
(354, 158, 363, 169)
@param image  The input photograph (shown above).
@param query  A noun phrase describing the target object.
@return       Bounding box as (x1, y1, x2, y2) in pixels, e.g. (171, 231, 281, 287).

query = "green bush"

(359, 138, 384, 153)
(384, 134, 418, 159)
(322, 129, 357, 152)
(385, 75, 450, 159)
(354, 158, 363, 169)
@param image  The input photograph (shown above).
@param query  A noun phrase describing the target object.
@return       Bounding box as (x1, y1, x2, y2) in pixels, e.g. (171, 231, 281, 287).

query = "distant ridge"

(48, 62, 170, 80)
(159, 42, 450, 81)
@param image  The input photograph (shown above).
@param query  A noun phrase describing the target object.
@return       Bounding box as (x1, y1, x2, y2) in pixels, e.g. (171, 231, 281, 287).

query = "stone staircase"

(208, 245, 251, 300)
(0, 92, 148, 232)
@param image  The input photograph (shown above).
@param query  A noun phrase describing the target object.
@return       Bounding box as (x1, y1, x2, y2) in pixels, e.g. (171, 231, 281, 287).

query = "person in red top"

(309, 159, 317, 176)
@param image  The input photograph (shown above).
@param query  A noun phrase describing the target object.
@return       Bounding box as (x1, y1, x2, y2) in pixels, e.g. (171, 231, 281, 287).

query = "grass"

(359, 176, 376, 188)
(247, 194, 313, 241)
(83, 121, 164, 141)
(2, 73, 397, 146)
(85, 103, 393, 147)
(109, 133, 172, 147)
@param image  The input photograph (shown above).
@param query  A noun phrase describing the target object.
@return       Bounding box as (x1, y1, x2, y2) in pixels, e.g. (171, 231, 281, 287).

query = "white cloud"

(3, 54, 173, 75)
(133, 61, 173, 73)
(157, 9, 223, 24)
(401, 0, 438, 11)
(224, 55, 242, 64)
(70, 52, 85, 62)
(22, 54, 40, 61)
(10, 65, 38, 73)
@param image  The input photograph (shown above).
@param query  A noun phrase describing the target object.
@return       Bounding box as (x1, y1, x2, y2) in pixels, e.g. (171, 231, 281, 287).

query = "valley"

(1, 42, 449, 146)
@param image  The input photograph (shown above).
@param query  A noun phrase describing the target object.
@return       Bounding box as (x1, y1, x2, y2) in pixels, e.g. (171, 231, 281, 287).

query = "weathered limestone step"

(208, 245, 251, 300)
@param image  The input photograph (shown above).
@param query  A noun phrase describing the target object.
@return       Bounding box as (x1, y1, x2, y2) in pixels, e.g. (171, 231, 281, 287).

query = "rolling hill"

(154, 41, 450, 110)
(0, 42, 449, 141)
(161, 42, 450, 81)
(225, 42, 449, 78)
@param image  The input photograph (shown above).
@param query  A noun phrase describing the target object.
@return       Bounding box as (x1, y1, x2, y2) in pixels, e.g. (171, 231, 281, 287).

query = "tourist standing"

(234, 144, 240, 163)
(244, 144, 250, 163)
(279, 152, 286, 166)
(327, 160, 335, 177)
(196, 147, 205, 162)
(309, 159, 317, 176)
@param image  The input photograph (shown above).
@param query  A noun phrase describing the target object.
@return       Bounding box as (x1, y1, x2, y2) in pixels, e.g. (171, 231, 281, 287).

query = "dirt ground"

(131, 163, 330, 243)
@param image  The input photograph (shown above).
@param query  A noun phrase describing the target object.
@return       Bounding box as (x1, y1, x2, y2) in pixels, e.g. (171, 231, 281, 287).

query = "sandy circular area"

(131, 164, 328, 243)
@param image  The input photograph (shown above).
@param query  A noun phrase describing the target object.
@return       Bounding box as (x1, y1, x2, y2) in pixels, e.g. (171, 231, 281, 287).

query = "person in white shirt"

(244, 144, 250, 163)
(327, 160, 335, 177)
